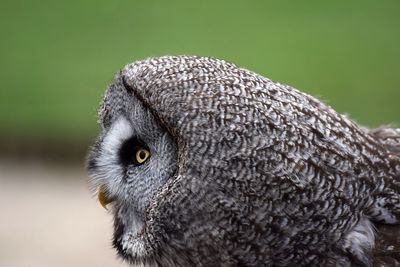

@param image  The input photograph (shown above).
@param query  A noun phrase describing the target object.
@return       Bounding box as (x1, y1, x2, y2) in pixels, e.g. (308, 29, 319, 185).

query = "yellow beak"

(97, 185, 112, 210)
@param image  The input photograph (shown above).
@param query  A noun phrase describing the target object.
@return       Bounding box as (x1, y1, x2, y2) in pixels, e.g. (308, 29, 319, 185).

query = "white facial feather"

(91, 117, 132, 197)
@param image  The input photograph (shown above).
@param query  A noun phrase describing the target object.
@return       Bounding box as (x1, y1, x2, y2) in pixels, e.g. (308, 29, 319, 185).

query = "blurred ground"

(0, 160, 125, 267)
(1, 160, 399, 267)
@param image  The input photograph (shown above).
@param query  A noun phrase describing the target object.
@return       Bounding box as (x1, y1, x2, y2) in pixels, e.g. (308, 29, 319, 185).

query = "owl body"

(87, 56, 400, 266)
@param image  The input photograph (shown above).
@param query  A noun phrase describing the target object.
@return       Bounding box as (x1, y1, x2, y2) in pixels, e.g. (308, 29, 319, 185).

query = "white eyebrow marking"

(101, 117, 134, 158)
(94, 117, 134, 183)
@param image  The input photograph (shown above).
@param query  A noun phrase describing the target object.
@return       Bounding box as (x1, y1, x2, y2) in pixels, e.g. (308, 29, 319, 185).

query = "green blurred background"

(1, 0, 399, 155)
(0, 1, 399, 266)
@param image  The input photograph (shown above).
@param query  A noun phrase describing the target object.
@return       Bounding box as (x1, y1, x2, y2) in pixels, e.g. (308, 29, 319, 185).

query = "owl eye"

(119, 136, 150, 166)
(135, 147, 150, 164)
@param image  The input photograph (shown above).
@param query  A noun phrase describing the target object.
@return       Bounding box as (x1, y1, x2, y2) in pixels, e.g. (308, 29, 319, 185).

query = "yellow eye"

(135, 147, 150, 164)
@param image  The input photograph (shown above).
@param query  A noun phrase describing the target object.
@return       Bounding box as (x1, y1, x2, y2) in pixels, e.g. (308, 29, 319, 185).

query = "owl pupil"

(139, 150, 146, 159)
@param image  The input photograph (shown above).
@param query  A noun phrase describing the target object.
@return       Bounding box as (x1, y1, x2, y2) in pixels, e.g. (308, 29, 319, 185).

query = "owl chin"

(111, 203, 147, 261)
(112, 210, 126, 256)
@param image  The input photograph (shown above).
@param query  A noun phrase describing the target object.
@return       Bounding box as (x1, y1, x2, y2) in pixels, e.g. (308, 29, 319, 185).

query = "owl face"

(86, 75, 178, 259)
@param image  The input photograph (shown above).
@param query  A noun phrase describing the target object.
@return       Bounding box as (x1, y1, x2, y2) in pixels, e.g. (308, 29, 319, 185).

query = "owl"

(87, 56, 400, 267)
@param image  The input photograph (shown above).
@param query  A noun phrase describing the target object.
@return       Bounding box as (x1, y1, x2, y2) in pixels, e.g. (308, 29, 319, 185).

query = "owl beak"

(97, 185, 113, 210)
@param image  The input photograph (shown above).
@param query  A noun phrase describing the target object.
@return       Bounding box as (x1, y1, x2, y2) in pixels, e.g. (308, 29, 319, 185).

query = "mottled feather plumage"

(87, 55, 400, 266)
